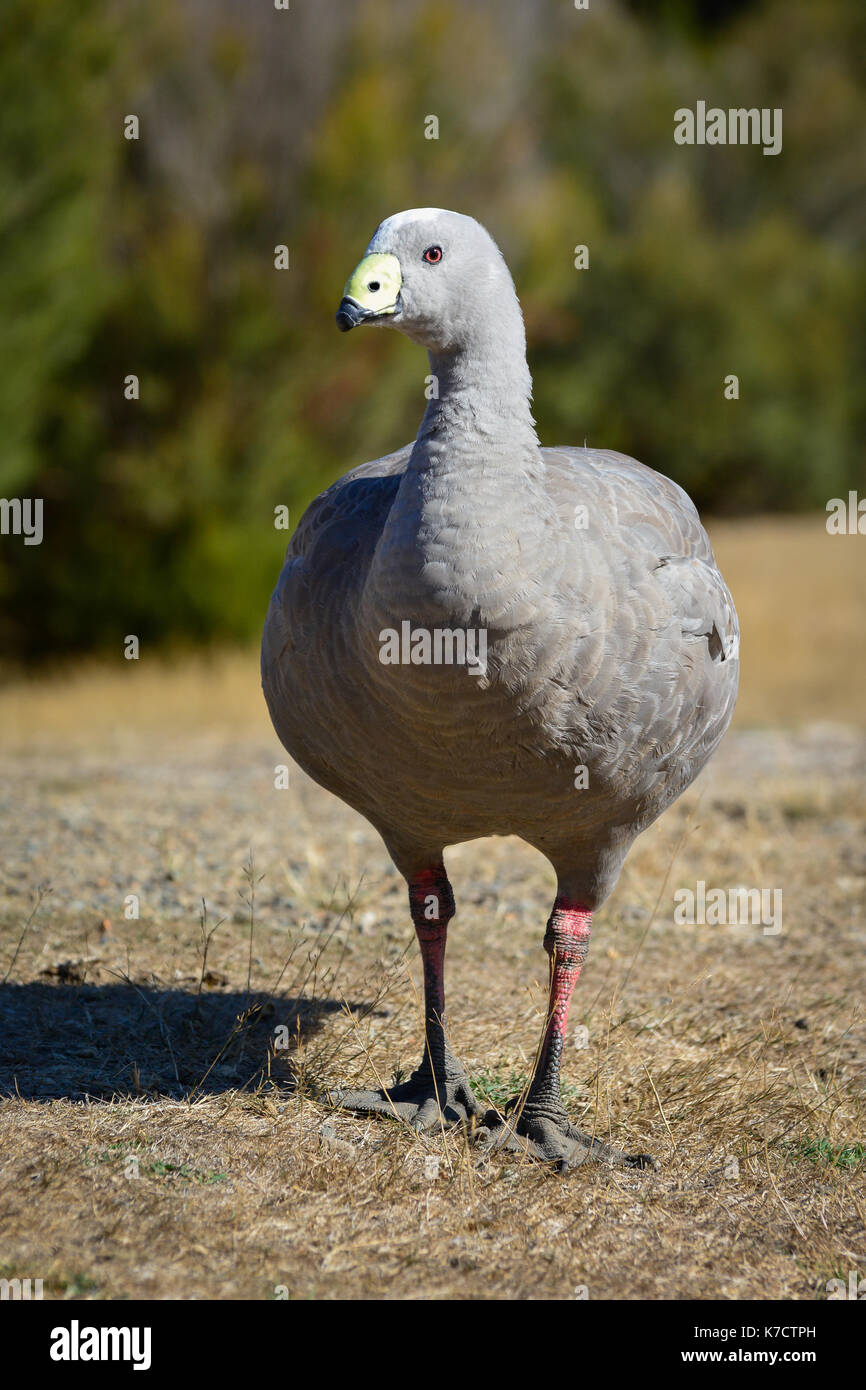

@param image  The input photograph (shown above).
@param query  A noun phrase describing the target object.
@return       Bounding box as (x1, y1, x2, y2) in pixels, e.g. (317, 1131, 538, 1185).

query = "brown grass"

(0, 516, 863, 1300)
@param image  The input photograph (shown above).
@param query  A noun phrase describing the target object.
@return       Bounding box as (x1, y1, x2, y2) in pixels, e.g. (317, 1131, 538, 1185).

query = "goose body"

(263, 443, 737, 897)
(261, 209, 739, 1166)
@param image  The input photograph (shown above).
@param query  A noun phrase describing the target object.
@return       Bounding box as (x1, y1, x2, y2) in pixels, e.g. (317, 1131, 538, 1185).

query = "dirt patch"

(0, 709, 863, 1300)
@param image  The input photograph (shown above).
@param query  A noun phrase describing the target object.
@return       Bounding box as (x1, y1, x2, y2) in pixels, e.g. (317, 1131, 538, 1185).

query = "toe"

(412, 1097, 443, 1131)
(476, 1101, 652, 1172)
(455, 1084, 483, 1120)
(625, 1152, 659, 1171)
(325, 1087, 390, 1116)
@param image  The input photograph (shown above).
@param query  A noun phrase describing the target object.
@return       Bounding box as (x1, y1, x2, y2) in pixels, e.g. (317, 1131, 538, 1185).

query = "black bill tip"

(335, 297, 365, 332)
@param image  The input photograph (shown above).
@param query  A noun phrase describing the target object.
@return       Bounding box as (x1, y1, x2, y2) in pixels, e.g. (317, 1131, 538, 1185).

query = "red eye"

(423, 245, 443, 264)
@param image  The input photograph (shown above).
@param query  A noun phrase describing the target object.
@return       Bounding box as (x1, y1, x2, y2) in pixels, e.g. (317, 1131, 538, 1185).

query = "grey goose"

(262, 208, 739, 1169)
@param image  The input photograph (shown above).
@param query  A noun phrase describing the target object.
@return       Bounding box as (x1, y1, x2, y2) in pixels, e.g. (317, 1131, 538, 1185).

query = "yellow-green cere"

(342, 253, 402, 314)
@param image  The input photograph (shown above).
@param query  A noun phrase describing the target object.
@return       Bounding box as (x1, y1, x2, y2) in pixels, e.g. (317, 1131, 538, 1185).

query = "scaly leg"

(322, 863, 481, 1130)
(481, 897, 655, 1170)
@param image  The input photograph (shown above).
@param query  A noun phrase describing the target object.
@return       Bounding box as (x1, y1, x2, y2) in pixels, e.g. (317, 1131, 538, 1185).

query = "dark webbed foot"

(479, 1101, 657, 1172)
(323, 1060, 482, 1131)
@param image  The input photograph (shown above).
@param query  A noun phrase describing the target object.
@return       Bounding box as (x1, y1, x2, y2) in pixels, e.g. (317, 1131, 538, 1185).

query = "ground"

(0, 518, 863, 1301)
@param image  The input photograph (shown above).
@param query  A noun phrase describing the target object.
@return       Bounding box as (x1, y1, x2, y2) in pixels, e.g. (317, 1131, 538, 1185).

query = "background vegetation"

(1, 0, 863, 661)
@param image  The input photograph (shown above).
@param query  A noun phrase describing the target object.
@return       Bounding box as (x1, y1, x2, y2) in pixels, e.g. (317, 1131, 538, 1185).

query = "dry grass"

(0, 516, 863, 1300)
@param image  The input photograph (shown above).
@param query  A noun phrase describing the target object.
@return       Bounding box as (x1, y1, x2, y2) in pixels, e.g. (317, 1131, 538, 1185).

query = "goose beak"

(335, 298, 366, 332)
(336, 253, 402, 332)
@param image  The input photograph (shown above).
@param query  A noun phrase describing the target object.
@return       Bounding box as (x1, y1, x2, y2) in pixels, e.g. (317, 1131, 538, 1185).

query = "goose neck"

(414, 343, 540, 465)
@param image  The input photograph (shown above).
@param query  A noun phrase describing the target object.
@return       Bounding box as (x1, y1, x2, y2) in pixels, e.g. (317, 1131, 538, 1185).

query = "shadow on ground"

(0, 982, 358, 1101)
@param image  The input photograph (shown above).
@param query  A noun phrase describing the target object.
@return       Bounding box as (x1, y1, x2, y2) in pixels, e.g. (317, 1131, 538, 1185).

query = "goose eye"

(422, 245, 443, 264)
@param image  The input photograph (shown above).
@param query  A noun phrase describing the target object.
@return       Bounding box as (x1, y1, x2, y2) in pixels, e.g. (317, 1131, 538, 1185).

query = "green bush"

(1, 0, 862, 661)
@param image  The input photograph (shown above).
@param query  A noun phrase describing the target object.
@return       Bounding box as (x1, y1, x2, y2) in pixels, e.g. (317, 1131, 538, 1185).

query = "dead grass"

(0, 516, 863, 1300)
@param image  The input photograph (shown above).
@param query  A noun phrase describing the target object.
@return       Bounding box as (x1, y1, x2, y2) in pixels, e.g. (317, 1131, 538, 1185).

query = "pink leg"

(324, 862, 480, 1127)
(485, 895, 654, 1166)
(526, 897, 592, 1117)
(408, 864, 454, 1076)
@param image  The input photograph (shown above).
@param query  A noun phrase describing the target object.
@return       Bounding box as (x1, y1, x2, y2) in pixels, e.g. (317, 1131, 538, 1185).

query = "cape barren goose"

(262, 209, 739, 1169)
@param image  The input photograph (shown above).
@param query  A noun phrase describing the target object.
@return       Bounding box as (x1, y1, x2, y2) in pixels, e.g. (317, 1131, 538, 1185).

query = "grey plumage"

(261, 209, 738, 1165)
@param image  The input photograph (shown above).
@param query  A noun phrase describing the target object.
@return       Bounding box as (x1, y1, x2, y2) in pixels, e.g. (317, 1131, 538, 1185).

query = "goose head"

(335, 207, 521, 354)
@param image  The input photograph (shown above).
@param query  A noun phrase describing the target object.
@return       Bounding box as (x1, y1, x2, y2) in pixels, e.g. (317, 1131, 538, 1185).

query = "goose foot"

(478, 1102, 657, 1172)
(321, 1059, 483, 1132)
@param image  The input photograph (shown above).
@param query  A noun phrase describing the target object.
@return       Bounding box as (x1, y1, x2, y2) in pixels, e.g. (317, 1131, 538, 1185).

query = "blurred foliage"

(0, 0, 863, 662)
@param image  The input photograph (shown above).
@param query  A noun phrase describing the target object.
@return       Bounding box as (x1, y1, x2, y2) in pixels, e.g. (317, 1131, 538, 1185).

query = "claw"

(624, 1152, 659, 1172)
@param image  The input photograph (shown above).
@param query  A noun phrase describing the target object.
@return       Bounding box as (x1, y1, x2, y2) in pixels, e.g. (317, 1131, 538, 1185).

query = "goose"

(261, 208, 739, 1170)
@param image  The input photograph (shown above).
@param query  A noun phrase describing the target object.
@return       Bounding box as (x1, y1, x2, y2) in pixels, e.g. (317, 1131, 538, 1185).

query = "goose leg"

(480, 898, 656, 1171)
(322, 864, 482, 1130)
